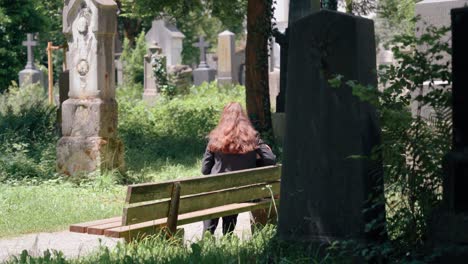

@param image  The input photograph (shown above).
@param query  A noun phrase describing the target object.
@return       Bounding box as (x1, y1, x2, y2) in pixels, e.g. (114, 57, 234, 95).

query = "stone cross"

(193, 36, 210, 68)
(22, 33, 38, 70)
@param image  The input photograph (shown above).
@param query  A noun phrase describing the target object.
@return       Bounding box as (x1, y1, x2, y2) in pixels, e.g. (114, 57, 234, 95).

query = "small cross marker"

(193, 36, 210, 68)
(22, 33, 38, 70)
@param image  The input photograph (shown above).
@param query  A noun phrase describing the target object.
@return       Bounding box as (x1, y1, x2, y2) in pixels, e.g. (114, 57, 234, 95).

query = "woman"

(201, 102, 276, 235)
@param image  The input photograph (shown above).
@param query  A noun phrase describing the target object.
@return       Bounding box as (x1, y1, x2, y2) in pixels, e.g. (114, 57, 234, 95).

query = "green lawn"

(0, 181, 125, 238)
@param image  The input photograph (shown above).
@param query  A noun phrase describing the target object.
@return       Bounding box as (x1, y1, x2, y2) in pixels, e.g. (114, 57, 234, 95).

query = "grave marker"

(57, 0, 124, 176)
(278, 10, 386, 242)
(192, 36, 215, 86)
(18, 33, 46, 89)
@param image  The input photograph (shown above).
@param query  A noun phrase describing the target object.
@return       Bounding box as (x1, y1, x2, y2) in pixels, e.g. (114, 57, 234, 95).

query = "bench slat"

(127, 165, 281, 204)
(105, 199, 277, 240)
(87, 221, 124, 235)
(123, 181, 280, 225)
(69, 216, 122, 233)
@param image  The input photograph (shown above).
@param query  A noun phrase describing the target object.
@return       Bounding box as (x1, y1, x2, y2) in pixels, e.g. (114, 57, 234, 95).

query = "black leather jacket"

(201, 140, 277, 175)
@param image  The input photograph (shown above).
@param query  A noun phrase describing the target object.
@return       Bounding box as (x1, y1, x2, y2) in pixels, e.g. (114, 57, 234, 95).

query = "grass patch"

(4, 225, 339, 263)
(0, 179, 125, 238)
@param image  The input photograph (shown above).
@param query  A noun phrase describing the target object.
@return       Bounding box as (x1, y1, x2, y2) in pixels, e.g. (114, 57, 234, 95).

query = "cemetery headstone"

(168, 64, 192, 94)
(143, 42, 162, 105)
(275, 0, 320, 113)
(18, 33, 46, 89)
(217, 30, 236, 85)
(145, 19, 185, 68)
(430, 8, 468, 254)
(278, 10, 386, 242)
(412, 0, 468, 119)
(192, 36, 216, 86)
(57, 0, 124, 176)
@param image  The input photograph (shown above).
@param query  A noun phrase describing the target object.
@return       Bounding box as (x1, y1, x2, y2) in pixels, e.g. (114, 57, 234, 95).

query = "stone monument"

(145, 19, 185, 68)
(192, 36, 216, 86)
(57, 0, 124, 176)
(217, 30, 236, 85)
(278, 10, 386, 242)
(430, 8, 468, 262)
(142, 42, 162, 105)
(18, 33, 46, 89)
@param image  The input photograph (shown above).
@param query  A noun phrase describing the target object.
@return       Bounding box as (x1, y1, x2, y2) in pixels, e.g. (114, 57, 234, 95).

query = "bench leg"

(250, 208, 278, 233)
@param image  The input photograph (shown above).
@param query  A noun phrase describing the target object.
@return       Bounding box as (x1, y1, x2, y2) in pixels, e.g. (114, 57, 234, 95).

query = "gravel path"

(0, 212, 252, 262)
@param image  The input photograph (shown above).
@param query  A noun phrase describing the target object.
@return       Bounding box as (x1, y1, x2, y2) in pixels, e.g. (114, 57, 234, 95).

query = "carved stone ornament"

(77, 59, 89, 76)
(77, 7, 91, 35)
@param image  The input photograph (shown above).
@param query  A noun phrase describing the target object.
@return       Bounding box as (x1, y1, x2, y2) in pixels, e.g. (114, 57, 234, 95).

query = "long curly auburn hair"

(207, 102, 258, 154)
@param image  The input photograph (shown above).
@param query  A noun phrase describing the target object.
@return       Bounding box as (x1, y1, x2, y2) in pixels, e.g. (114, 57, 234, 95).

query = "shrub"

(121, 32, 147, 85)
(0, 84, 57, 182)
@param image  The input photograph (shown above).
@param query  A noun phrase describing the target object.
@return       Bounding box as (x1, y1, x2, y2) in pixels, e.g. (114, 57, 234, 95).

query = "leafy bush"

(0, 84, 57, 182)
(117, 82, 246, 182)
(330, 23, 452, 261)
(121, 32, 147, 85)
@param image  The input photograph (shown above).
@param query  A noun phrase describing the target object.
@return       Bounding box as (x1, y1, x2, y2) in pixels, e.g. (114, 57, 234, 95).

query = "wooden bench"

(70, 165, 281, 241)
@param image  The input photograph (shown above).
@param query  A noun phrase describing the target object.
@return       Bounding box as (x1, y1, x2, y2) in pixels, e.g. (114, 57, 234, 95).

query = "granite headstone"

(278, 10, 385, 242)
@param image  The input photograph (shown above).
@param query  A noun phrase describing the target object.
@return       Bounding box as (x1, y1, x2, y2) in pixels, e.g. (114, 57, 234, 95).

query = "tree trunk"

(245, 0, 272, 134)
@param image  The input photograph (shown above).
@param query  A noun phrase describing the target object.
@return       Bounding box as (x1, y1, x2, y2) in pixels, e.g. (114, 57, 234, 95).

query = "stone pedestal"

(217, 30, 236, 85)
(19, 69, 46, 89)
(58, 0, 124, 176)
(193, 68, 216, 86)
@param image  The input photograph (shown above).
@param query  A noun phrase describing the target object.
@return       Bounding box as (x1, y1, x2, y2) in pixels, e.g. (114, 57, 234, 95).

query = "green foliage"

(117, 82, 246, 182)
(0, 84, 57, 182)
(119, 0, 246, 66)
(121, 32, 147, 84)
(375, 0, 419, 45)
(0, 0, 63, 92)
(329, 23, 452, 260)
(4, 225, 342, 263)
(0, 180, 124, 238)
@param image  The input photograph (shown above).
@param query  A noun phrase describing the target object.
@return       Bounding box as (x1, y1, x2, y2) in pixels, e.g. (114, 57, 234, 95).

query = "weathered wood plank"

(124, 182, 280, 225)
(127, 165, 281, 204)
(69, 216, 122, 233)
(87, 221, 123, 235)
(105, 200, 277, 239)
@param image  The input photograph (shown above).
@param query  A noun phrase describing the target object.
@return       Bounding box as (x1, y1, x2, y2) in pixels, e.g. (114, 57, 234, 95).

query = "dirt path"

(0, 212, 252, 262)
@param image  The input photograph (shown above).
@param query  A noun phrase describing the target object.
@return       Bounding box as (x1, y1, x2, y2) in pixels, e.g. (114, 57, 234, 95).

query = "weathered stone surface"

(278, 10, 384, 242)
(217, 30, 236, 85)
(61, 98, 118, 138)
(145, 19, 185, 68)
(57, 136, 124, 176)
(58, 0, 124, 176)
(168, 64, 192, 94)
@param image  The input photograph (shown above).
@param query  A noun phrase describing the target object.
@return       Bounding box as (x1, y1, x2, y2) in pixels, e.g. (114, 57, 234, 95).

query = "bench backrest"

(122, 165, 281, 225)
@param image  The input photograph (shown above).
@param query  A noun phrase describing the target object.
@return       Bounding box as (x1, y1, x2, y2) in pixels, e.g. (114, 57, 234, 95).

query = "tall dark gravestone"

(430, 8, 468, 256)
(278, 10, 385, 242)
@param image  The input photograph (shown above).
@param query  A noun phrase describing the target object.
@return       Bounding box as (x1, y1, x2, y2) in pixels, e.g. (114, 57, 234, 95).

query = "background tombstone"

(192, 36, 216, 86)
(217, 30, 236, 85)
(145, 19, 185, 68)
(57, 0, 124, 176)
(18, 33, 46, 89)
(412, 0, 468, 119)
(430, 8, 468, 259)
(142, 42, 162, 105)
(278, 10, 385, 242)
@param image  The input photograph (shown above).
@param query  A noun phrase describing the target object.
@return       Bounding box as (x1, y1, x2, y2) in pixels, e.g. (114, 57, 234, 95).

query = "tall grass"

(4, 225, 341, 263)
